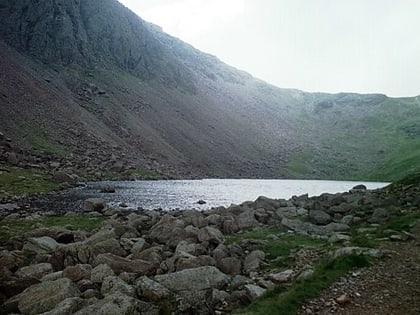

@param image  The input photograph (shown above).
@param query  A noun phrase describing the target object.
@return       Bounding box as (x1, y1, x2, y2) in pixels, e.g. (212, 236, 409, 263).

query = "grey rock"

(370, 207, 400, 224)
(269, 269, 293, 283)
(243, 250, 265, 273)
(39, 297, 85, 315)
(41, 271, 63, 282)
(74, 292, 141, 315)
(328, 233, 351, 244)
(309, 210, 332, 225)
(101, 276, 135, 297)
(83, 198, 106, 212)
(15, 263, 53, 280)
(217, 257, 242, 275)
(136, 276, 171, 301)
(329, 247, 382, 260)
(13, 278, 81, 315)
(22, 236, 59, 254)
(175, 240, 208, 256)
(148, 214, 187, 248)
(154, 266, 229, 292)
(93, 253, 155, 275)
(198, 226, 225, 245)
(91, 264, 115, 283)
(245, 284, 266, 300)
(63, 264, 92, 282)
(130, 238, 147, 254)
(296, 268, 314, 282)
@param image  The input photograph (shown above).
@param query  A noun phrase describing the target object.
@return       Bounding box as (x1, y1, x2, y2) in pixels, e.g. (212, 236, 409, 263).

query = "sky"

(118, 0, 420, 97)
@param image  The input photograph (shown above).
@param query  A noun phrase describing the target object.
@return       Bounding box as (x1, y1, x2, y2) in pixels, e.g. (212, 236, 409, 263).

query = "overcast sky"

(118, 0, 420, 97)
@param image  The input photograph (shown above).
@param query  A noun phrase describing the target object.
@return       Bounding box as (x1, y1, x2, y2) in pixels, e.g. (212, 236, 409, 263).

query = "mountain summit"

(0, 0, 419, 180)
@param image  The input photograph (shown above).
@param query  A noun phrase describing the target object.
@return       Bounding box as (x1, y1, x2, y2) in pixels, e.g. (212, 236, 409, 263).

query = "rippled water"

(43, 179, 389, 212)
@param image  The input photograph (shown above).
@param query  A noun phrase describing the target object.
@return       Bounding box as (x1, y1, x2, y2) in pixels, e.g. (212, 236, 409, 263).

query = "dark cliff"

(0, 0, 419, 180)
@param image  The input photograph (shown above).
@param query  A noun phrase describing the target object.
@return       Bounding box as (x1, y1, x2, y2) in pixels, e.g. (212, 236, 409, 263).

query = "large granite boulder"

(9, 278, 80, 314)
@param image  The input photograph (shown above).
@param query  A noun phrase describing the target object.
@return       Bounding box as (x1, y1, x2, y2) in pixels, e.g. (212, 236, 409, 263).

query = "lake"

(39, 179, 389, 212)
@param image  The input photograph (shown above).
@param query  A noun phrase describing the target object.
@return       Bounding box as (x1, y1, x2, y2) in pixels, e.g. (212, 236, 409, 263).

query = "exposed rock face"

(0, 0, 417, 181)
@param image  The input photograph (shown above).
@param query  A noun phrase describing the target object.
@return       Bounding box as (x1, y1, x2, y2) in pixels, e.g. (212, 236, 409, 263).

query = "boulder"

(73, 292, 142, 315)
(0, 250, 23, 271)
(370, 207, 400, 224)
(52, 172, 77, 184)
(101, 276, 135, 297)
(130, 238, 147, 254)
(217, 257, 242, 275)
(243, 250, 265, 273)
(22, 236, 59, 254)
(63, 264, 92, 282)
(154, 266, 229, 292)
(38, 297, 85, 315)
(132, 246, 163, 266)
(83, 198, 106, 212)
(12, 278, 80, 314)
(175, 241, 208, 256)
(198, 226, 225, 245)
(148, 214, 188, 247)
(245, 284, 266, 300)
(269, 269, 294, 283)
(93, 253, 155, 275)
(15, 263, 53, 280)
(91, 264, 115, 284)
(237, 210, 259, 229)
(181, 210, 207, 228)
(308, 210, 332, 225)
(136, 276, 171, 301)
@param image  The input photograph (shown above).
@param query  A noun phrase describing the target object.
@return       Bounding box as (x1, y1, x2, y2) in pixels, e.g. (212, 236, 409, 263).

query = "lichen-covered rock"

(63, 264, 92, 282)
(91, 264, 115, 283)
(308, 210, 332, 225)
(12, 278, 80, 314)
(83, 198, 106, 212)
(93, 253, 155, 275)
(15, 263, 53, 280)
(148, 214, 188, 248)
(243, 250, 265, 273)
(38, 297, 86, 315)
(101, 276, 135, 297)
(154, 266, 229, 292)
(197, 226, 225, 245)
(22, 236, 59, 254)
(74, 292, 143, 315)
(136, 276, 171, 301)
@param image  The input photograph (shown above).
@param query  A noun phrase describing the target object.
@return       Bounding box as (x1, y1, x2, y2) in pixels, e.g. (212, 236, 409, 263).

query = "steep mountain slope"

(0, 0, 419, 180)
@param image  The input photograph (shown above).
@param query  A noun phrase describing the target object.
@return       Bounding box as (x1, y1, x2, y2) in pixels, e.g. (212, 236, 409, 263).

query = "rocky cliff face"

(0, 0, 419, 180)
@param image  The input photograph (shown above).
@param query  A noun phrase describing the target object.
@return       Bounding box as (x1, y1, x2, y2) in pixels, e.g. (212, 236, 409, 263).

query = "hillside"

(0, 0, 419, 182)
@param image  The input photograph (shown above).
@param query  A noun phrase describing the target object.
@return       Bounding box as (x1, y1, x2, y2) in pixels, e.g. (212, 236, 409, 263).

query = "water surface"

(46, 179, 388, 211)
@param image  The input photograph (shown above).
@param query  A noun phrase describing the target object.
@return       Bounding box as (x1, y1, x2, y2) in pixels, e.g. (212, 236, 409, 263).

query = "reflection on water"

(46, 179, 389, 211)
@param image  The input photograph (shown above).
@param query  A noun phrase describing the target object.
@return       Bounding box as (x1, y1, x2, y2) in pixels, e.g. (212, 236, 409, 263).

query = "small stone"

(336, 294, 350, 304)
(197, 200, 206, 205)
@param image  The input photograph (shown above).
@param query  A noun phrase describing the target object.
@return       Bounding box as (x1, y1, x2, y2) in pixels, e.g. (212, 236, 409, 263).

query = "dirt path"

(299, 222, 420, 315)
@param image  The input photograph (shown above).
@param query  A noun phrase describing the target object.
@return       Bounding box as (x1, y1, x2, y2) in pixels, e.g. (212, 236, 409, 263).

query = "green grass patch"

(237, 254, 373, 315)
(0, 215, 106, 243)
(227, 226, 328, 268)
(0, 166, 59, 197)
(129, 168, 161, 180)
(378, 212, 420, 235)
(284, 150, 313, 178)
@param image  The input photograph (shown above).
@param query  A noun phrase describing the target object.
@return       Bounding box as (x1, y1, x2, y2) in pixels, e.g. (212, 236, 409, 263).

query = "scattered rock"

(11, 278, 81, 314)
(83, 198, 106, 212)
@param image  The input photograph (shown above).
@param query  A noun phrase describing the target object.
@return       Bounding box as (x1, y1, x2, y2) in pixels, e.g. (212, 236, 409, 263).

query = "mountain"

(0, 0, 419, 181)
